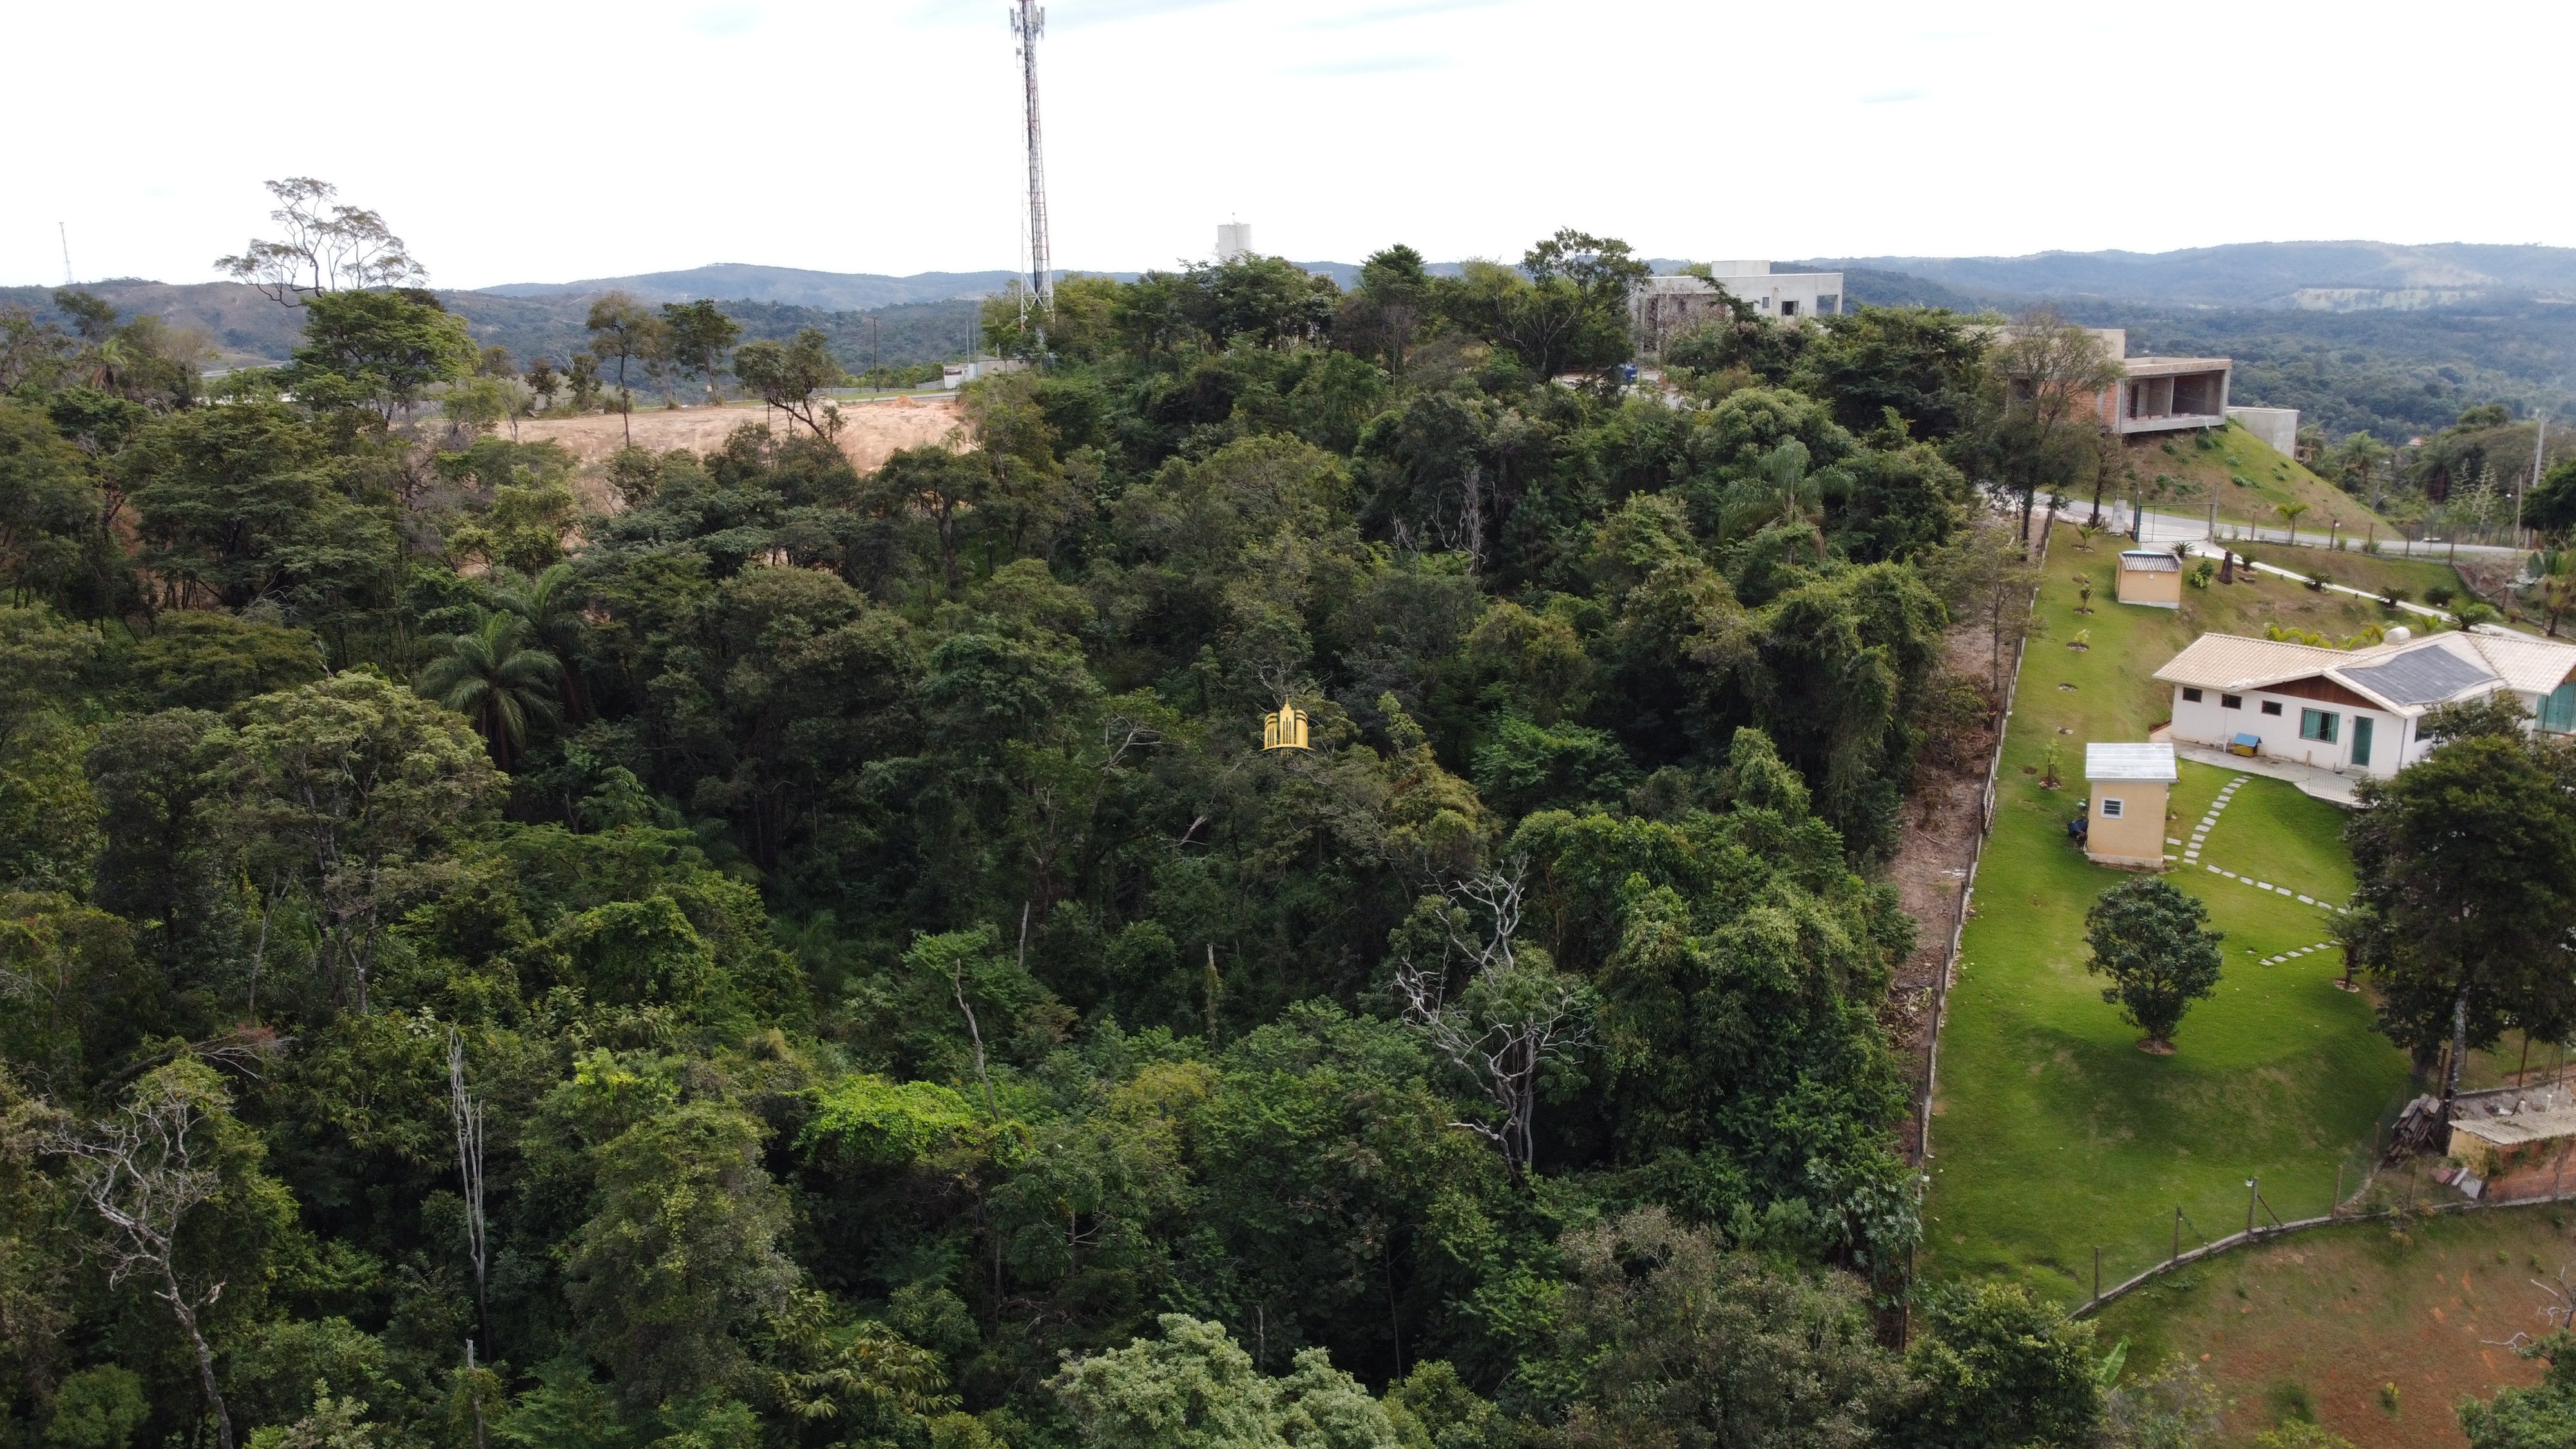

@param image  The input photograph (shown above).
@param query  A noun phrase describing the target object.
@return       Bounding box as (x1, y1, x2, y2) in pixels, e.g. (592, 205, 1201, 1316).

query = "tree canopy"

(0, 196, 2168, 1449)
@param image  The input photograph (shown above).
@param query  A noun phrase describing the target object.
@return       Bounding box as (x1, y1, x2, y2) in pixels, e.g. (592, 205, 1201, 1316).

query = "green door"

(2352, 715, 2374, 768)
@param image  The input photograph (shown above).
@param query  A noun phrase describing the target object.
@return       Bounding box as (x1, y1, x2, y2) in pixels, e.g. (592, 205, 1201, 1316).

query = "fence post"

(2334, 1162, 2343, 1217)
(2093, 1246, 2101, 1304)
(2172, 1207, 2181, 1266)
(2247, 1177, 2259, 1238)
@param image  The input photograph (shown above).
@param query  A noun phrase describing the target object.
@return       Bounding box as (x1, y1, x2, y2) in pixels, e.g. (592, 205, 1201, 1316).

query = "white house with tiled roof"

(2153, 627, 2576, 779)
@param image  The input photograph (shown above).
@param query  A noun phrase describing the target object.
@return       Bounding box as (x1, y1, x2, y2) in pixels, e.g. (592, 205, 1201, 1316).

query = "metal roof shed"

(2085, 743, 2179, 782)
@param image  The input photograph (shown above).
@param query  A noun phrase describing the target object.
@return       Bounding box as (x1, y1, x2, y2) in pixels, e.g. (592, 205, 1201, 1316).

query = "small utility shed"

(2447, 1086, 2576, 1186)
(2085, 743, 2176, 868)
(2116, 550, 2182, 608)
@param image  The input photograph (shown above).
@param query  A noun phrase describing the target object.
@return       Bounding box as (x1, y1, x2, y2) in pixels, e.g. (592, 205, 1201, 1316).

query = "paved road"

(2051, 502, 2530, 561)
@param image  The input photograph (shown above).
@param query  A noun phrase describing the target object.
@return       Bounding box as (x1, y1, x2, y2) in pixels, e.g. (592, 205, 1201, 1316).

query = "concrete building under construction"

(1632, 262, 1845, 356)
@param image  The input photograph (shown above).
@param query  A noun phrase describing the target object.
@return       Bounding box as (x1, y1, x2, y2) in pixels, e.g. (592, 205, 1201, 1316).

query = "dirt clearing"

(2092, 1206, 2575, 1448)
(513, 396, 964, 511)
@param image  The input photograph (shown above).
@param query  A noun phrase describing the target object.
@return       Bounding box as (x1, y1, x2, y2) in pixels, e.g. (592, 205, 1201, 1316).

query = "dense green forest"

(0, 216, 2183, 1449)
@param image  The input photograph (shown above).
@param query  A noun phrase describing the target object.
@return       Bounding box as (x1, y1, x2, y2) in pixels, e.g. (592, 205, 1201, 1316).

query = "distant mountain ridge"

(1795, 242, 2576, 310)
(479, 263, 1050, 310)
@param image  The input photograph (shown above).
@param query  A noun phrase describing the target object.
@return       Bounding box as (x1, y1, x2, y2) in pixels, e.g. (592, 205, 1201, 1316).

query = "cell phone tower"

(1011, 1, 1053, 327)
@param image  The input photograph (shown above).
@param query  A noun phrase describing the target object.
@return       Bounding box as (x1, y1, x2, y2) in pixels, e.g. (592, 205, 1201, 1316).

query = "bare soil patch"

(514, 397, 963, 512)
(2093, 1206, 2575, 1448)
(1884, 620, 2005, 1161)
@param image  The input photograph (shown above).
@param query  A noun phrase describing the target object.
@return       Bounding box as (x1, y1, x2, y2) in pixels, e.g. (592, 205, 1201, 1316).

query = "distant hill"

(483, 263, 1091, 310)
(0, 279, 309, 369)
(1795, 242, 2576, 310)
(1836, 268, 1992, 312)
(21, 245, 2576, 442)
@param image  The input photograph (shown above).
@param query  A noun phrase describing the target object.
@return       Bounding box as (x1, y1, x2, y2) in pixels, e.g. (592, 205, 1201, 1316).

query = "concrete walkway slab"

(2171, 743, 2363, 807)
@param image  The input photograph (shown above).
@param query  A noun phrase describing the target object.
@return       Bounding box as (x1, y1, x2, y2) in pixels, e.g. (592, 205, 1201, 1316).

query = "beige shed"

(2084, 743, 2175, 868)
(2116, 549, 2182, 608)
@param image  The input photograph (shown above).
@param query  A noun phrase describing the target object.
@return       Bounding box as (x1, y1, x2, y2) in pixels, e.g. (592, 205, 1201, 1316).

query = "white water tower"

(1217, 220, 1252, 263)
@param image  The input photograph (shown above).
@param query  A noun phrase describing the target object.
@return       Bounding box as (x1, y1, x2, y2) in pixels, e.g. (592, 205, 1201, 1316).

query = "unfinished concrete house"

(1995, 327, 2235, 437)
(1632, 263, 1845, 357)
(2107, 355, 2233, 435)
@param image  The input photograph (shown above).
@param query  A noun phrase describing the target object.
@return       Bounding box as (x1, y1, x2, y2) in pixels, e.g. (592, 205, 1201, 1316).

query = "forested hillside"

(0, 282, 987, 383)
(0, 225, 2148, 1449)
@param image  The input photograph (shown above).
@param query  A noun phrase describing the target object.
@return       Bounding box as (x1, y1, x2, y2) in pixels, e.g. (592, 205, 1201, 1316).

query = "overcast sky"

(13, 0, 2574, 291)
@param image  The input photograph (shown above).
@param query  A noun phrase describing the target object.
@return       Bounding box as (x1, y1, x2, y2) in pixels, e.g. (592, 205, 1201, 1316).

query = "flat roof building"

(1633, 263, 1845, 357)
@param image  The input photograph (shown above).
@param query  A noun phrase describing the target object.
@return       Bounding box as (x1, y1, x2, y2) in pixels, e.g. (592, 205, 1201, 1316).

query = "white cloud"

(10, 0, 2576, 290)
(689, 5, 765, 35)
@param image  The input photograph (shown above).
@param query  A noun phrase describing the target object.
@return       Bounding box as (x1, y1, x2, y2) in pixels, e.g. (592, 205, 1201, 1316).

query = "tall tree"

(732, 328, 846, 437)
(1789, 305, 1990, 441)
(48, 1063, 289, 1449)
(564, 1099, 799, 1410)
(2345, 703, 2576, 1100)
(225, 672, 499, 1013)
(1986, 310, 2122, 541)
(215, 178, 426, 304)
(584, 293, 665, 446)
(1447, 230, 1647, 380)
(1388, 864, 1594, 1181)
(284, 289, 475, 424)
(660, 299, 741, 405)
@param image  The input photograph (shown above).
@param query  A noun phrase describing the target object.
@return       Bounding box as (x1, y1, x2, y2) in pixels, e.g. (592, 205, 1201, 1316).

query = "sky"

(12, 0, 2576, 291)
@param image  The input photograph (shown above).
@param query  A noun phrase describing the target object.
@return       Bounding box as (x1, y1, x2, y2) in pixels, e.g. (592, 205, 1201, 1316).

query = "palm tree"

(417, 607, 562, 770)
(1724, 439, 1835, 565)
(2275, 501, 2309, 546)
(487, 564, 589, 721)
(2537, 549, 2576, 638)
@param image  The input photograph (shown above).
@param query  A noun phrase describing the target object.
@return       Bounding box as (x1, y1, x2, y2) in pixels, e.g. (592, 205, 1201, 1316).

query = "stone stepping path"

(2184, 773, 2347, 920)
(2178, 774, 2247, 866)
(2253, 940, 2340, 966)
(2200, 863, 2334, 909)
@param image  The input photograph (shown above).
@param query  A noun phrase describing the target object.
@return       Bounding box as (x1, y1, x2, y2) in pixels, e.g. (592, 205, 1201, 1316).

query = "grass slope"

(1920, 524, 2415, 1302)
(2092, 1206, 2574, 1449)
(2233, 542, 2470, 609)
(2117, 421, 2394, 536)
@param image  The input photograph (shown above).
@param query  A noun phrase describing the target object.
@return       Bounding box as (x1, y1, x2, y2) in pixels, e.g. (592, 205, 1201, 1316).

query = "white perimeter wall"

(2228, 406, 2300, 456)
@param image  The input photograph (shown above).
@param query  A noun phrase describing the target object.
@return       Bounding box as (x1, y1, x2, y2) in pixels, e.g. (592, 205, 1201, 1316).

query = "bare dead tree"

(447, 1030, 489, 1355)
(1389, 862, 1595, 1180)
(1100, 714, 1160, 771)
(215, 178, 426, 306)
(1458, 460, 1487, 573)
(48, 1069, 238, 1449)
(947, 951, 998, 1119)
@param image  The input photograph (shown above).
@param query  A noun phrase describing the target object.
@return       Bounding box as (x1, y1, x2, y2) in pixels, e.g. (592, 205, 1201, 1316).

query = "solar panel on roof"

(2342, 644, 2497, 706)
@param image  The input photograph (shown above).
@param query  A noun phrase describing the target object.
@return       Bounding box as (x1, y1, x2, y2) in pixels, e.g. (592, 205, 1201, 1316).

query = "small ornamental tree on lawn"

(2085, 876, 2224, 1053)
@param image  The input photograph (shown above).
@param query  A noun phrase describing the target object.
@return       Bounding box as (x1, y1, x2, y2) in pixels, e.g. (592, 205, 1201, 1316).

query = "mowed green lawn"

(1920, 526, 2415, 1302)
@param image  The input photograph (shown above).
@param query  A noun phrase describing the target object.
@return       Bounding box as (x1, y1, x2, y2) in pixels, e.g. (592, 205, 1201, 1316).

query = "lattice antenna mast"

(1011, 0, 1053, 340)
